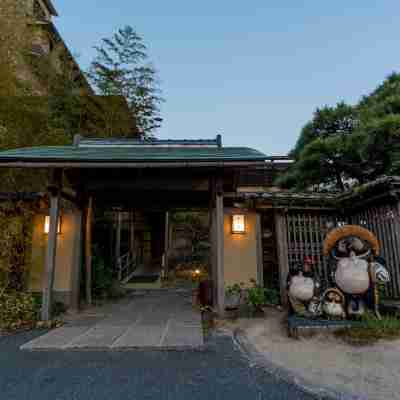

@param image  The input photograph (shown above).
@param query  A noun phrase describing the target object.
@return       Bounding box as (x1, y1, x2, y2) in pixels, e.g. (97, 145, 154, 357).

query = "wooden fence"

(278, 202, 400, 300)
(351, 202, 400, 298)
(283, 210, 342, 294)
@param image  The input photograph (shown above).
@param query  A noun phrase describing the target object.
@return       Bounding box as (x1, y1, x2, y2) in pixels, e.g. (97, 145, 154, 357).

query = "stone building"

(0, 0, 138, 137)
(0, 0, 91, 95)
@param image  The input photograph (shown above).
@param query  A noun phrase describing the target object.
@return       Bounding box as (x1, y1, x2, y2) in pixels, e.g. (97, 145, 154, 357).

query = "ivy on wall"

(0, 200, 36, 291)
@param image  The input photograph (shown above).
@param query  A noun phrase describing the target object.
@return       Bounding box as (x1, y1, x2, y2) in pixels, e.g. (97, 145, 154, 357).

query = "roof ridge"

(75, 135, 223, 148)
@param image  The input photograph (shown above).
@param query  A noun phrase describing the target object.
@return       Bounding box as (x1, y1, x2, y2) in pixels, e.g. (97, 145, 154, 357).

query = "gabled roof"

(0, 136, 267, 168)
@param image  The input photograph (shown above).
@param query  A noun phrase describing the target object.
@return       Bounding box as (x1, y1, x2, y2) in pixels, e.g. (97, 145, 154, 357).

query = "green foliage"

(279, 72, 400, 191)
(91, 246, 114, 299)
(291, 102, 357, 159)
(225, 283, 244, 297)
(336, 313, 400, 344)
(0, 201, 35, 290)
(87, 25, 163, 137)
(0, 289, 39, 330)
(246, 279, 267, 310)
(171, 212, 210, 265)
(264, 288, 280, 305)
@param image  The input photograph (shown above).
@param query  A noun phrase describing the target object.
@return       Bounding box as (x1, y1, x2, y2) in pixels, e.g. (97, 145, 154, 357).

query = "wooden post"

(256, 213, 264, 286)
(164, 211, 170, 274)
(70, 209, 83, 311)
(130, 210, 135, 256)
(42, 170, 62, 321)
(85, 197, 93, 306)
(215, 188, 225, 316)
(274, 210, 290, 307)
(115, 211, 122, 265)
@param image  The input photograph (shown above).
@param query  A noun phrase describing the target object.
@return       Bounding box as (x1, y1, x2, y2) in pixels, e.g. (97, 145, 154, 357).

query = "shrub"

(92, 246, 115, 299)
(0, 289, 39, 330)
(265, 288, 280, 305)
(246, 279, 267, 310)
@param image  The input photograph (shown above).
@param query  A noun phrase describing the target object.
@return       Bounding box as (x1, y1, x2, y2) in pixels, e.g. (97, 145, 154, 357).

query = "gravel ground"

(233, 309, 400, 400)
(0, 330, 318, 400)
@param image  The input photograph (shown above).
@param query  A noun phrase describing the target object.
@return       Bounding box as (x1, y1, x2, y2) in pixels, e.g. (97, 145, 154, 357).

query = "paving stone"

(20, 290, 204, 350)
(111, 324, 165, 348)
(65, 325, 129, 348)
(20, 326, 91, 350)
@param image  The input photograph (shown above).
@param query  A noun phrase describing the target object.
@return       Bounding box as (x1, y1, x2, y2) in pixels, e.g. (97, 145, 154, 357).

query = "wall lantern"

(231, 214, 246, 234)
(44, 215, 62, 235)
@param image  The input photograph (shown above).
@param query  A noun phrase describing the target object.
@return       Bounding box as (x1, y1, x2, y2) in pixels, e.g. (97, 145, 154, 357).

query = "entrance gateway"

(0, 135, 268, 321)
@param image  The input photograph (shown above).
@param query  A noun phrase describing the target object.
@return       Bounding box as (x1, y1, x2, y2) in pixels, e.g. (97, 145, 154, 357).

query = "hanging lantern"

(231, 214, 246, 234)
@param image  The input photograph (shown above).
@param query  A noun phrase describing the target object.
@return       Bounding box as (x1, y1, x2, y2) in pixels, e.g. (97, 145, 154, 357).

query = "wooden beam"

(215, 190, 225, 316)
(85, 197, 93, 306)
(70, 209, 83, 311)
(274, 210, 289, 307)
(130, 210, 135, 256)
(256, 213, 264, 286)
(41, 170, 62, 321)
(164, 211, 170, 274)
(115, 211, 122, 277)
(60, 189, 79, 205)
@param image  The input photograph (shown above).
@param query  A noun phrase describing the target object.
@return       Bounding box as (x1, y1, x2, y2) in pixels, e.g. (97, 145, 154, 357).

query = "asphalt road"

(0, 330, 318, 400)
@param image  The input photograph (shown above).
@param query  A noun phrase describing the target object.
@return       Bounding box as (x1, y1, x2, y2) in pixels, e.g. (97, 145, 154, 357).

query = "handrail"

(117, 251, 138, 283)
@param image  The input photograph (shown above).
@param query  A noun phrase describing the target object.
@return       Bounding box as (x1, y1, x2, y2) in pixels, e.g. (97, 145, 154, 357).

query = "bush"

(0, 289, 39, 330)
(246, 279, 267, 310)
(92, 247, 114, 299)
(265, 288, 280, 305)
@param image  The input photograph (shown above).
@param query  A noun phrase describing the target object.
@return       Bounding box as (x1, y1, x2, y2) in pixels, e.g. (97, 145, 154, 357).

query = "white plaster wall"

(223, 211, 259, 288)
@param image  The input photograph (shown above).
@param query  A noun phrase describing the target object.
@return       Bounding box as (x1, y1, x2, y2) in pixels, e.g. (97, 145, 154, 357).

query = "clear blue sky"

(54, 1, 399, 155)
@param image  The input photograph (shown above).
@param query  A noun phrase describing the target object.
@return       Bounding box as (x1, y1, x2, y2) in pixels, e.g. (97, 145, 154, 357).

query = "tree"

(87, 26, 163, 137)
(279, 73, 400, 192)
(291, 102, 357, 158)
(279, 102, 359, 191)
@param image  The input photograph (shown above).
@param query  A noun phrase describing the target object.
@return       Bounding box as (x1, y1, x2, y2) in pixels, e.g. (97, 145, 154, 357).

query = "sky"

(53, 1, 399, 155)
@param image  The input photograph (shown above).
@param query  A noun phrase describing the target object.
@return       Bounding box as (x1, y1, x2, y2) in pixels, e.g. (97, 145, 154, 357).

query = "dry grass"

(335, 314, 400, 345)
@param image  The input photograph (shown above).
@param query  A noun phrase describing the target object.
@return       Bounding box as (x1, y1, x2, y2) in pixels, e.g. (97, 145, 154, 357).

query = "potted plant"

(246, 279, 267, 317)
(200, 305, 214, 327)
(225, 283, 244, 318)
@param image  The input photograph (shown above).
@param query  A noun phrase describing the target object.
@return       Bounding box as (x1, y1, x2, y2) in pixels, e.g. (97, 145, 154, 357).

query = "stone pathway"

(21, 291, 203, 350)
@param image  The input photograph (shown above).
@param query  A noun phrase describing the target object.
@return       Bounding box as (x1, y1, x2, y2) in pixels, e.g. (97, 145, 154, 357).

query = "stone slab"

(21, 291, 204, 350)
(111, 324, 166, 348)
(20, 326, 91, 350)
(65, 325, 129, 349)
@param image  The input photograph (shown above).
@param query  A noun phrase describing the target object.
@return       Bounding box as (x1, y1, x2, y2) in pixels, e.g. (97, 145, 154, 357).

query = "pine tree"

(87, 26, 163, 137)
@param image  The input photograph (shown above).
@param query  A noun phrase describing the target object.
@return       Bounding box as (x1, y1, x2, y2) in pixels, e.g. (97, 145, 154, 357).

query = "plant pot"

(225, 307, 239, 319)
(202, 311, 214, 326)
(225, 293, 241, 310)
(192, 289, 199, 306)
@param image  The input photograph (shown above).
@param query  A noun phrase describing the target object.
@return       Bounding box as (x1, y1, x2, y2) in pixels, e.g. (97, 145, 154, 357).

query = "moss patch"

(335, 315, 400, 345)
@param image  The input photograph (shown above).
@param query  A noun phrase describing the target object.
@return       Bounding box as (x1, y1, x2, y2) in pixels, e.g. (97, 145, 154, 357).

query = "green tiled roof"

(0, 145, 267, 164)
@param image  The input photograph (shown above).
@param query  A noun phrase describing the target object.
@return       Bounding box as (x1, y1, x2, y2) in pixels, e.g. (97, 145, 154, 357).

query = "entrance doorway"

(90, 208, 211, 295)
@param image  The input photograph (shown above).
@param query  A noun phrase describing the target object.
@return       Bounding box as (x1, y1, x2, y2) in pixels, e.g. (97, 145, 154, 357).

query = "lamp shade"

(232, 214, 246, 234)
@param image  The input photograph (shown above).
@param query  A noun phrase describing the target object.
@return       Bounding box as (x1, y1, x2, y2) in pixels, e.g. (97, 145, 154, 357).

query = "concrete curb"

(233, 328, 367, 400)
